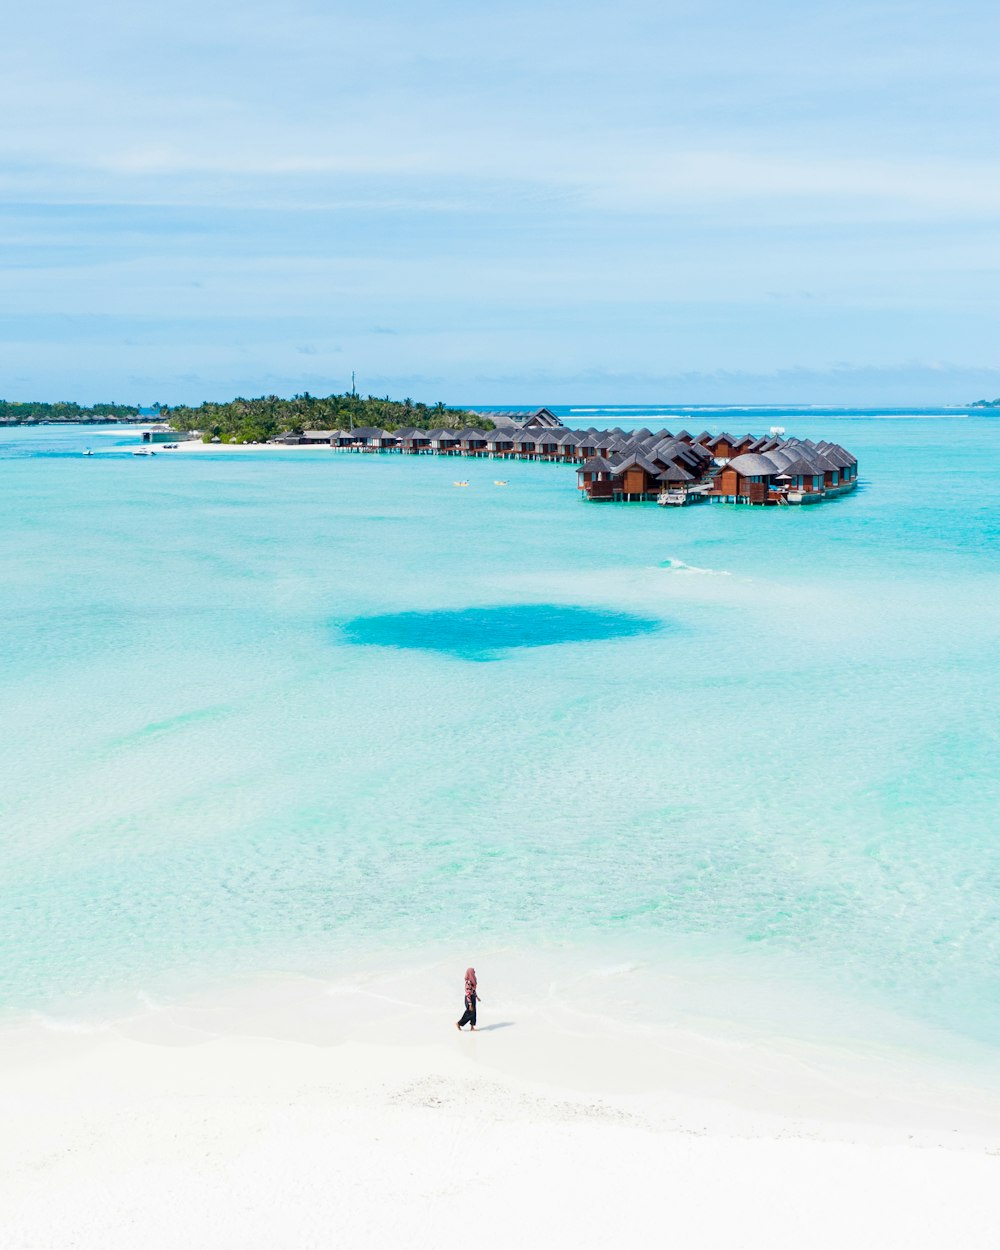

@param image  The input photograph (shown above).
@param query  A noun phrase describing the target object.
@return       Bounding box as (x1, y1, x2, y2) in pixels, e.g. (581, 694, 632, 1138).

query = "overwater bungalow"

(776, 457, 826, 500)
(706, 432, 741, 460)
(712, 452, 780, 504)
(428, 429, 461, 454)
(486, 429, 515, 457)
(396, 428, 431, 453)
(577, 456, 615, 499)
(513, 431, 539, 458)
(534, 432, 562, 460)
(341, 426, 394, 451)
(457, 427, 489, 455)
(314, 412, 857, 509)
(559, 431, 587, 461)
(610, 453, 661, 500)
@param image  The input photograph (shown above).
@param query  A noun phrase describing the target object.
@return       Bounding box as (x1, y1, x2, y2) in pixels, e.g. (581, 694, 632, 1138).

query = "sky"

(3, 0, 1000, 406)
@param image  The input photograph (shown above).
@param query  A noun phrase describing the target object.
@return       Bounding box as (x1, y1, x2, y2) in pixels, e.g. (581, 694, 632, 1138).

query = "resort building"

(470, 407, 562, 429)
(268, 418, 858, 508)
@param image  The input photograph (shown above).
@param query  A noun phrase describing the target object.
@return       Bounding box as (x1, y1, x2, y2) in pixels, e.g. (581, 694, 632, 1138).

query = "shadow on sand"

(474, 1022, 515, 1031)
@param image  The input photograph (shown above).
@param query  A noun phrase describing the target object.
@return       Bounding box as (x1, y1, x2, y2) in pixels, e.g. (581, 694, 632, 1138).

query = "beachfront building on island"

(471, 407, 562, 429)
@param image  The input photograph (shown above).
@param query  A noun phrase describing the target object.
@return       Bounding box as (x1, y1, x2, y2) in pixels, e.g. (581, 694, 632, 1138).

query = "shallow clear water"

(1, 411, 998, 1057)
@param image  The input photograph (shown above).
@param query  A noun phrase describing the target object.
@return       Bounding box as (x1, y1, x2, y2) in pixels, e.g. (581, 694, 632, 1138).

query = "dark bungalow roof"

(579, 456, 612, 473)
(764, 448, 796, 469)
(652, 439, 707, 466)
(457, 427, 488, 440)
(487, 430, 514, 443)
(673, 429, 693, 441)
(429, 429, 460, 441)
(657, 464, 695, 482)
(726, 452, 780, 475)
(695, 430, 713, 443)
(780, 457, 826, 477)
(612, 453, 660, 475)
(711, 431, 739, 445)
(301, 429, 335, 439)
(473, 407, 562, 428)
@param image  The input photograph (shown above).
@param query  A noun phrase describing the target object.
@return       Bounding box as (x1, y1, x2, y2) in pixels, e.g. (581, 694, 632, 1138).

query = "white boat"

(132, 448, 156, 456)
(82, 449, 94, 456)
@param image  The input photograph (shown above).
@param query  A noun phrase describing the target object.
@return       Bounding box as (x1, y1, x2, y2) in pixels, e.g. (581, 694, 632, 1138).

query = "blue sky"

(3, 0, 1000, 405)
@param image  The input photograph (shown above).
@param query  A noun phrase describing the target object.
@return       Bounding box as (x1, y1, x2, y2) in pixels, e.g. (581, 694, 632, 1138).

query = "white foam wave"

(660, 558, 731, 576)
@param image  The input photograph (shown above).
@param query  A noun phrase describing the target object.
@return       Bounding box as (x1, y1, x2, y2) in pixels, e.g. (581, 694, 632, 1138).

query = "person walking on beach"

(456, 967, 481, 1030)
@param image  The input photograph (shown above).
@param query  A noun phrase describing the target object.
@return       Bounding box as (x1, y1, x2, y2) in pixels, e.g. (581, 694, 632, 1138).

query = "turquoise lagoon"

(1, 411, 998, 1061)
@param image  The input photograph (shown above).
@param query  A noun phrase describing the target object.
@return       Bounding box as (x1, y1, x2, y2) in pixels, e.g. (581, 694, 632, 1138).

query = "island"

(0, 401, 142, 425)
(162, 392, 488, 444)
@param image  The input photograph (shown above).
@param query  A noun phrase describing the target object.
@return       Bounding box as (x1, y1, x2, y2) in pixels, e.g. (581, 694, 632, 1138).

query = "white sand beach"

(4, 967, 1000, 1250)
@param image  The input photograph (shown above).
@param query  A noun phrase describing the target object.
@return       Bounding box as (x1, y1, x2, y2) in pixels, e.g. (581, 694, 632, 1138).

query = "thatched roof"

(726, 452, 779, 475)
(612, 453, 660, 475)
(658, 464, 695, 482)
(778, 460, 817, 478)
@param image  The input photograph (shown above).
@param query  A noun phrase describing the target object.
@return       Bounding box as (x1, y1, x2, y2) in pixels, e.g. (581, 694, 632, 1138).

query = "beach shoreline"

(4, 968, 1000, 1248)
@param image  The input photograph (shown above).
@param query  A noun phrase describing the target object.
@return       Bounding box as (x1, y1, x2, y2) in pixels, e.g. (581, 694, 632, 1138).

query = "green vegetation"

(970, 398, 1000, 408)
(0, 400, 141, 424)
(163, 392, 489, 443)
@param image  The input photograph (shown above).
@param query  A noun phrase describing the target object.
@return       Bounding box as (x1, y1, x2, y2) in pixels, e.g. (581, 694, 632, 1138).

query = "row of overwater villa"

(268, 408, 859, 506)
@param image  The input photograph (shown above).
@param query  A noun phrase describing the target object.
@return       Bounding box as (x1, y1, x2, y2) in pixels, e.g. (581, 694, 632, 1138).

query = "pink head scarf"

(465, 967, 477, 990)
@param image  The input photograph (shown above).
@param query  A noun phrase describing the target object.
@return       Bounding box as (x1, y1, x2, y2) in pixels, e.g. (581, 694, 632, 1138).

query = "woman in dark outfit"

(456, 967, 481, 1030)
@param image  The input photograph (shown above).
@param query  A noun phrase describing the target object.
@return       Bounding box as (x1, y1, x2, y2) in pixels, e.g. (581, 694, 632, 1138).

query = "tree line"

(163, 392, 490, 443)
(0, 401, 141, 424)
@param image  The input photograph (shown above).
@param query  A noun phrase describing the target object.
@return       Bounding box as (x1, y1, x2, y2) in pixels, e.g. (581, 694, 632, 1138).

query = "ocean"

(1, 408, 998, 1067)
